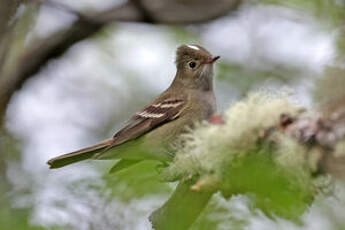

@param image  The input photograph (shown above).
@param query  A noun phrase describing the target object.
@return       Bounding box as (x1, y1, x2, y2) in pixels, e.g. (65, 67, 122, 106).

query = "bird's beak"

(204, 56, 220, 64)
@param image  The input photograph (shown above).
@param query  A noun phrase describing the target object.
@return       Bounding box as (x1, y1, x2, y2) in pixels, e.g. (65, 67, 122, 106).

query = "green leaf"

(104, 160, 172, 201)
(108, 159, 141, 174)
(221, 150, 314, 221)
(150, 179, 214, 230)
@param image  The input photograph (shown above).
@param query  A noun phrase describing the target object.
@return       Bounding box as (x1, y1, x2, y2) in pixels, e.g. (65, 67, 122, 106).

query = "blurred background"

(0, 0, 344, 229)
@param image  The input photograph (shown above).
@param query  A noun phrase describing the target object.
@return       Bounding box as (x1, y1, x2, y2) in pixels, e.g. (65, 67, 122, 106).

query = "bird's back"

(143, 87, 216, 148)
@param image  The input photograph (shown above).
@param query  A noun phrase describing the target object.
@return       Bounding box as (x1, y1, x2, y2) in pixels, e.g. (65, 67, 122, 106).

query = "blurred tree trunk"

(0, 0, 23, 35)
(0, 0, 24, 79)
(0, 0, 24, 193)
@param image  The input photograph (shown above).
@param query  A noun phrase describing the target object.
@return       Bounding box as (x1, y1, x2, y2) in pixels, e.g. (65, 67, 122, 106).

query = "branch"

(0, 15, 103, 122)
(0, 0, 24, 35)
(153, 79, 345, 229)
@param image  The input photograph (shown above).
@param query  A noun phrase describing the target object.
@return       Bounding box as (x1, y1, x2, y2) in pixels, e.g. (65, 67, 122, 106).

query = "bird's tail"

(47, 138, 113, 169)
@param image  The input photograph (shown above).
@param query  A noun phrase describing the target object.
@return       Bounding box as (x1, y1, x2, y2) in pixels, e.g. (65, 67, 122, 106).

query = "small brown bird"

(47, 44, 219, 169)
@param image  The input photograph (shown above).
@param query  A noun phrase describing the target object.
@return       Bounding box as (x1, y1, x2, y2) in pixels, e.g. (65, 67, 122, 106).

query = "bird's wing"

(105, 97, 186, 149)
(47, 97, 186, 168)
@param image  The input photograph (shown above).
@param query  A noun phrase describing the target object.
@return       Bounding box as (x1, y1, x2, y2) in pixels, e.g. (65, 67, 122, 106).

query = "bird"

(47, 44, 220, 169)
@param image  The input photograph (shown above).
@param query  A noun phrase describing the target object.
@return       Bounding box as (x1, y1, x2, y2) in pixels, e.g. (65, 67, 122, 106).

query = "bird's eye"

(189, 61, 196, 68)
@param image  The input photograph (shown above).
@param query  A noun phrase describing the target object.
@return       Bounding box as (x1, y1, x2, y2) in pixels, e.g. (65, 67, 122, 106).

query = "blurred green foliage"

(169, 26, 199, 45)
(261, 0, 345, 60)
(0, 207, 46, 230)
(261, 0, 345, 26)
(0, 131, 47, 230)
(217, 62, 298, 96)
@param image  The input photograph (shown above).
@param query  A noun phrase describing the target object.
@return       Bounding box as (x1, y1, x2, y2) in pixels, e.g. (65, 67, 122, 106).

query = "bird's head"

(174, 44, 220, 90)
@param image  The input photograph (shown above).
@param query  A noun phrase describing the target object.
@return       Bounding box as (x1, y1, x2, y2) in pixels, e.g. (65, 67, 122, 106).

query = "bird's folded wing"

(48, 98, 186, 168)
(99, 98, 186, 153)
